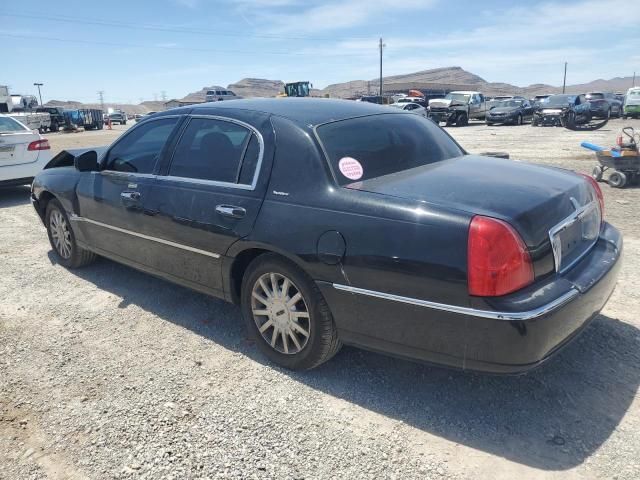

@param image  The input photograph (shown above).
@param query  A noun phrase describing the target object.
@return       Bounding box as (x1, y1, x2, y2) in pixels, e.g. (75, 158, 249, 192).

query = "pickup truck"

(428, 91, 487, 126)
(36, 107, 66, 132)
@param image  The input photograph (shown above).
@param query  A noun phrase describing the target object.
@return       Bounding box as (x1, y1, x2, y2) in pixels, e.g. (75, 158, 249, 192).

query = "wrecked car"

(532, 94, 592, 128)
(428, 91, 487, 126)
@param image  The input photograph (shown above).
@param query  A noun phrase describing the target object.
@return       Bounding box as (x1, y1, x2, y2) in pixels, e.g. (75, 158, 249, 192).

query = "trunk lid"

(0, 130, 40, 166)
(347, 155, 595, 249)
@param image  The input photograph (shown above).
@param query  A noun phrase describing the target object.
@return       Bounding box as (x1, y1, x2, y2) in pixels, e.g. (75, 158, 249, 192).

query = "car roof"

(189, 98, 402, 126)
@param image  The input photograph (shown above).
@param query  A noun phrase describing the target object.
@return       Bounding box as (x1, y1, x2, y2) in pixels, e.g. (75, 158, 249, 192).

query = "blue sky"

(3, 0, 638, 104)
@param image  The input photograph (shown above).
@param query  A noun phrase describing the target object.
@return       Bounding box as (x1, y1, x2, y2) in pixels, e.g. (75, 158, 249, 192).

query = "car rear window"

(316, 114, 464, 186)
(586, 93, 604, 100)
(0, 116, 28, 133)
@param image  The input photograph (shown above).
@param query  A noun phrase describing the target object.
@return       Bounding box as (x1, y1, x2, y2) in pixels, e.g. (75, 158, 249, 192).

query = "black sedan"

(485, 98, 534, 125)
(532, 94, 592, 127)
(31, 99, 622, 373)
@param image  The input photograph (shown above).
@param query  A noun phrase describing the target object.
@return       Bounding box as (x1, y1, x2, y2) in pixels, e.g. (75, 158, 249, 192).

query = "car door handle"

(121, 191, 141, 201)
(215, 205, 246, 219)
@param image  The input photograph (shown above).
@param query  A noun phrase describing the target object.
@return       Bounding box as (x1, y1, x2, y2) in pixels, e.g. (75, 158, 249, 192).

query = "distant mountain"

(318, 67, 636, 98)
(227, 78, 285, 98)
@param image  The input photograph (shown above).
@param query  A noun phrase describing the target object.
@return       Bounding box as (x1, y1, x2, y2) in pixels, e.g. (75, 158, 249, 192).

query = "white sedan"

(390, 102, 428, 117)
(0, 115, 52, 187)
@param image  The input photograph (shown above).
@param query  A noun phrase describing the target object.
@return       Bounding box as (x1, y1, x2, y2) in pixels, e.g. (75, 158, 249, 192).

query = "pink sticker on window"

(338, 157, 363, 180)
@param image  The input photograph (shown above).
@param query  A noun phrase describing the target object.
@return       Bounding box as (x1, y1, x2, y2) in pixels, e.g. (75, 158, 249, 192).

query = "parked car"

(585, 92, 623, 118)
(390, 101, 428, 117)
(428, 91, 487, 126)
(36, 107, 65, 132)
(623, 87, 640, 119)
(31, 99, 621, 373)
(106, 111, 127, 125)
(0, 115, 51, 187)
(532, 94, 592, 127)
(205, 89, 239, 102)
(485, 97, 534, 125)
(530, 94, 552, 107)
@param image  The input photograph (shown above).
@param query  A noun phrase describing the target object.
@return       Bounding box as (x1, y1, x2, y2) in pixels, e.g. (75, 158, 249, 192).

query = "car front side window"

(105, 117, 179, 174)
(168, 117, 254, 184)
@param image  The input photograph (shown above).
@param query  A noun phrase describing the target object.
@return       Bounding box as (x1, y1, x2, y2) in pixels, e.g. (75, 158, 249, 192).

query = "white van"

(205, 89, 239, 102)
(623, 87, 640, 119)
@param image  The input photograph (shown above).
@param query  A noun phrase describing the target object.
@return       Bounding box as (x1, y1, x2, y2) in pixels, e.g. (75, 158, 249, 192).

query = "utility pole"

(633, 71, 636, 87)
(379, 38, 386, 99)
(98, 91, 105, 111)
(33, 83, 43, 106)
(562, 62, 567, 94)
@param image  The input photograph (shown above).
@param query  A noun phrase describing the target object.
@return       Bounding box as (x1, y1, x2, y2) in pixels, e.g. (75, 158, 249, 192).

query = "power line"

(0, 32, 371, 58)
(0, 12, 373, 42)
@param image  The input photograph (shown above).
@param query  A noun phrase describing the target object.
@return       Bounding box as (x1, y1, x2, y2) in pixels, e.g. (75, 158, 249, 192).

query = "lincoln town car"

(31, 99, 622, 372)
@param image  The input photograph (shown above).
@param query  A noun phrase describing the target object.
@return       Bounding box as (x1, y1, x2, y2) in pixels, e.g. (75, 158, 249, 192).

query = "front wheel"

(241, 254, 341, 370)
(592, 165, 604, 182)
(516, 114, 523, 125)
(45, 199, 96, 268)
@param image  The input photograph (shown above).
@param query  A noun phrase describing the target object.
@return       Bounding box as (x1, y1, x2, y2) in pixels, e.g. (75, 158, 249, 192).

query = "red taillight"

(579, 173, 604, 218)
(468, 216, 534, 297)
(27, 139, 50, 151)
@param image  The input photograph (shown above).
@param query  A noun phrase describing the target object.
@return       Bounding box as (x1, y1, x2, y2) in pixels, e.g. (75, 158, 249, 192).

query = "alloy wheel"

(251, 272, 311, 355)
(50, 209, 72, 259)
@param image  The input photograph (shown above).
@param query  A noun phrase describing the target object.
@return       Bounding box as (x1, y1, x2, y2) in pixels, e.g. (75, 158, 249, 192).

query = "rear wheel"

(608, 171, 627, 188)
(241, 254, 341, 370)
(45, 199, 96, 268)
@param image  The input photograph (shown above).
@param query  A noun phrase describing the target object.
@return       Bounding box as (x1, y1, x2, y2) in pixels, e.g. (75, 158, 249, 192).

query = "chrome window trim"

(166, 114, 265, 191)
(69, 215, 220, 259)
(332, 283, 579, 321)
(548, 199, 600, 273)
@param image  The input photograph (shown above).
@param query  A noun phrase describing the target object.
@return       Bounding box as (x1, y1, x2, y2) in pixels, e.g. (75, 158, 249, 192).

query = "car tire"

(49, 122, 57, 132)
(485, 120, 493, 126)
(608, 171, 627, 188)
(517, 114, 523, 125)
(456, 112, 468, 127)
(45, 199, 96, 268)
(592, 165, 604, 182)
(241, 253, 342, 370)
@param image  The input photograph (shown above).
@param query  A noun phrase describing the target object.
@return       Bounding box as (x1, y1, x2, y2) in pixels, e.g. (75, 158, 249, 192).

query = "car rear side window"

(0, 116, 28, 132)
(316, 114, 464, 186)
(105, 117, 179, 174)
(169, 117, 253, 184)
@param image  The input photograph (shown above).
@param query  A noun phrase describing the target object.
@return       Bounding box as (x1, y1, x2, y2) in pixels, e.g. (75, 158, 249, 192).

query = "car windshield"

(316, 114, 464, 186)
(586, 93, 604, 100)
(494, 100, 523, 108)
(545, 95, 575, 106)
(445, 93, 471, 103)
(629, 91, 640, 98)
(0, 116, 28, 133)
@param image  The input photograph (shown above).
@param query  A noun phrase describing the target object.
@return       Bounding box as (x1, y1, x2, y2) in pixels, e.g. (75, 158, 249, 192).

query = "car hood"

(347, 155, 593, 248)
(429, 98, 451, 108)
(489, 107, 518, 114)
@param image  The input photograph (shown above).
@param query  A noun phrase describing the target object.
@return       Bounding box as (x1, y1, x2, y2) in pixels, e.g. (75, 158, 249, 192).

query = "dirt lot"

(1, 118, 639, 480)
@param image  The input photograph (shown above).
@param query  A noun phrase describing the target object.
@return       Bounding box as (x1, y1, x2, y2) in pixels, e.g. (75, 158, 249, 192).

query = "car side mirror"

(75, 150, 99, 172)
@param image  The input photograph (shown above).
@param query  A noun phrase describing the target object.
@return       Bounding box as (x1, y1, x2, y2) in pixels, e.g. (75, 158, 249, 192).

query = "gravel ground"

(1, 118, 639, 480)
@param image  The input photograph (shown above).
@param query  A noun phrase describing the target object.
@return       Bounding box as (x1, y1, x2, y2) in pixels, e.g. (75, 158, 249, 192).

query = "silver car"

(390, 102, 428, 117)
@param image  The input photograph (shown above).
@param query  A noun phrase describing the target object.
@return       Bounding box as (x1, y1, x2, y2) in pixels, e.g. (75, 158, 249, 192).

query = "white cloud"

(238, 0, 437, 34)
